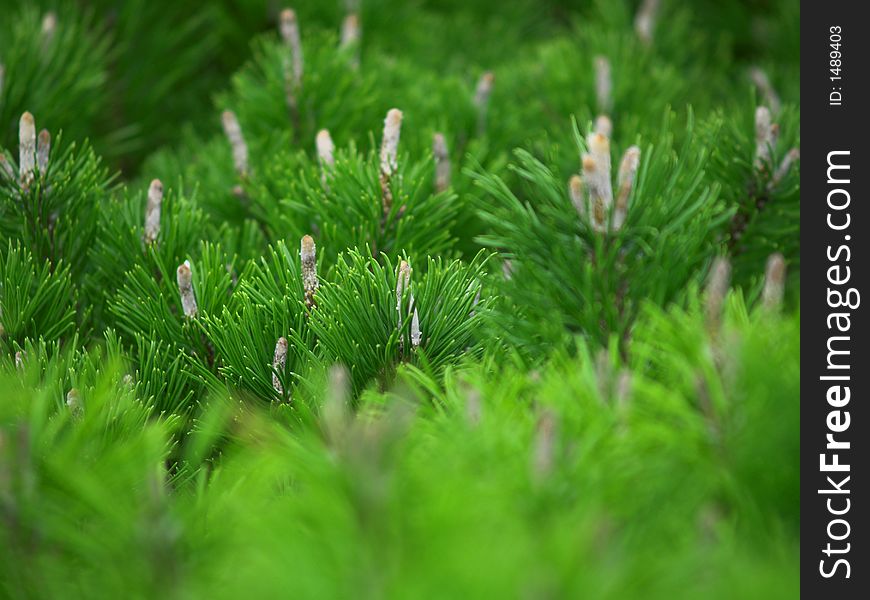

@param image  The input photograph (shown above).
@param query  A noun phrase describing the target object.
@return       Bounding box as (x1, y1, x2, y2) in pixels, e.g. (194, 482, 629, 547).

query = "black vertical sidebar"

(802, 1, 868, 597)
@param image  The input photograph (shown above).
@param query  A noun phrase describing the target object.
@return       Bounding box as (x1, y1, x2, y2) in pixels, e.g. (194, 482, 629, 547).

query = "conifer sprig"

(474, 112, 722, 353)
(1, 115, 114, 282)
(309, 250, 488, 394)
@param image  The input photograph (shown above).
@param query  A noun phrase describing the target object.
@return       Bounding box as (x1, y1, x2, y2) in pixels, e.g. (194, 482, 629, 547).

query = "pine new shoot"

(380, 109, 402, 175)
(754, 106, 778, 174)
(762, 253, 786, 311)
(581, 132, 613, 233)
(316, 129, 335, 167)
(340, 13, 361, 68)
(569, 174, 585, 220)
(396, 260, 411, 332)
(396, 260, 420, 351)
(433, 132, 451, 193)
(465, 387, 482, 427)
(588, 132, 611, 182)
(594, 56, 613, 114)
(272, 336, 289, 397)
(411, 303, 421, 349)
(66, 388, 83, 419)
(769, 148, 800, 191)
(323, 363, 351, 442)
(634, 0, 660, 45)
(41, 12, 58, 46)
(749, 66, 782, 114)
(36, 129, 51, 175)
(613, 146, 640, 231)
(704, 257, 731, 333)
(341, 13, 361, 48)
(474, 71, 494, 134)
(221, 110, 249, 179)
(280, 9, 303, 91)
(379, 108, 403, 216)
(177, 260, 198, 318)
(316, 129, 335, 187)
(532, 409, 557, 483)
(474, 71, 495, 108)
(19, 112, 36, 189)
(594, 115, 612, 138)
(301, 235, 318, 310)
(143, 179, 164, 245)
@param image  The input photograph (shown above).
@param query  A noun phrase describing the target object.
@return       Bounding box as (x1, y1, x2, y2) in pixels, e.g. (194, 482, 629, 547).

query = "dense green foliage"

(2, 1, 798, 598)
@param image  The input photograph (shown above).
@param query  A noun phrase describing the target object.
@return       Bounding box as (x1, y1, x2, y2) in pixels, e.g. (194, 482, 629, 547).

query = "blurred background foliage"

(1, 0, 798, 174)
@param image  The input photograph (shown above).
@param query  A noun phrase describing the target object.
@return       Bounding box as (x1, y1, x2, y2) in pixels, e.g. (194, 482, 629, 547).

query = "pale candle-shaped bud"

(594, 115, 612, 138)
(581, 134, 614, 234)
(769, 148, 800, 191)
(569, 175, 585, 220)
(474, 72, 495, 134)
(704, 257, 731, 331)
(634, 0, 660, 45)
(19, 112, 36, 186)
(465, 388, 482, 426)
(594, 56, 612, 114)
(36, 129, 50, 175)
(301, 235, 318, 309)
(754, 106, 778, 172)
(380, 108, 403, 177)
(177, 261, 198, 318)
(762, 253, 786, 310)
(532, 409, 558, 482)
(380, 109, 403, 215)
(272, 336, 289, 396)
(583, 155, 608, 233)
(323, 363, 351, 441)
(144, 179, 164, 245)
(396, 260, 423, 350)
(280, 9, 303, 87)
(587, 131, 611, 176)
(316, 129, 335, 167)
(749, 67, 781, 114)
(396, 260, 411, 311)
(433, 132, 451, 193)
(396, 260, 412, 343)
(41, 12, 58, 43)
(474, 71, 495, 108)
(410, 306, 421, 348)
(340, 13, 361, 48)
(221, 110, 249, 178)
(66, 388, 83, 419)
(613, 146, 640, 231)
